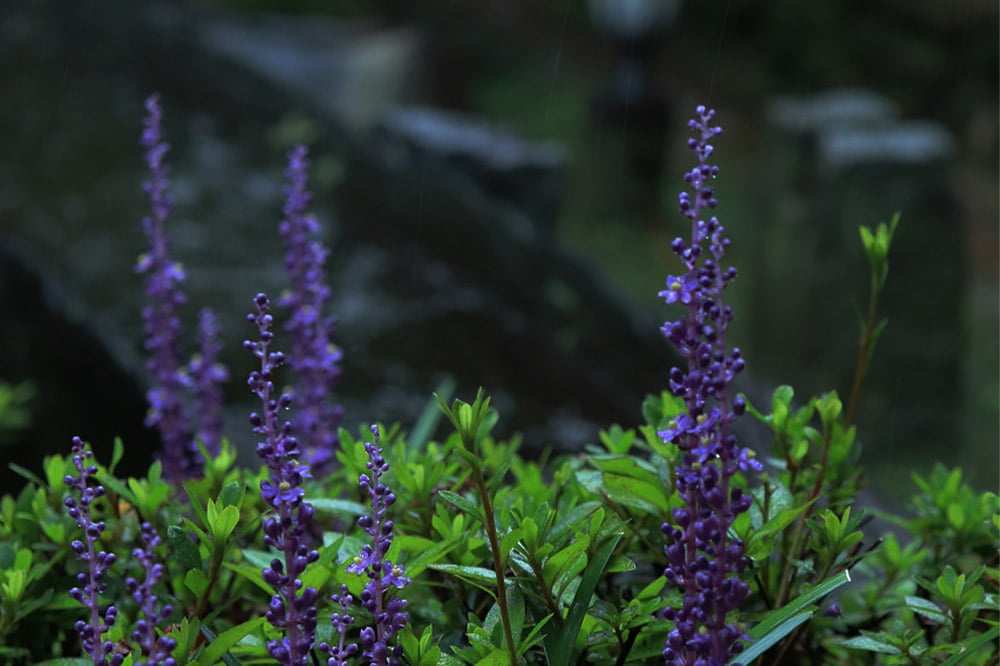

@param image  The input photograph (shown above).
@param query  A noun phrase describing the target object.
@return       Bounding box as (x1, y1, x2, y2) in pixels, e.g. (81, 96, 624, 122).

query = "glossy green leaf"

(905, 596, 949, 625)
(429, 563, 503, 596)
(438, 489, 485, 524)
(218, 481, 244, 508)
(545, 533, 621, 666)
(168, 525, 203, 570)
(733, 611, 813, 664)
(310, 497, 368, 516)
(195, 616, 265, 666)
(938, 625, 1000, 666)
(747, 569, 851, 641)
(185, 567, 209, 597)
(841, 634, 903, 655)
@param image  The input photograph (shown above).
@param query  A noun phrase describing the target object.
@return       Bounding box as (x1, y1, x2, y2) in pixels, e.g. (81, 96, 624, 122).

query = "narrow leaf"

(198, 616, 266, 665)
(545, 533, 622, 666)
(438, 490, 485, 524)
(732, 611, 812, 665)
(938, 625, 1000, 666)
(747, 569, 851, 641)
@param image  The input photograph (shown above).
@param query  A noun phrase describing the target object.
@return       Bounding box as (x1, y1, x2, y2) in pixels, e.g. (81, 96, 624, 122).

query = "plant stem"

(845, 279, 880, 427)
(471, 464, 519, 666)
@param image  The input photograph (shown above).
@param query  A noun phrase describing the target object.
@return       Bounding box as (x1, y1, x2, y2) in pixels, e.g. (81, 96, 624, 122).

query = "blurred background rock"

(0, 0, 995, 498)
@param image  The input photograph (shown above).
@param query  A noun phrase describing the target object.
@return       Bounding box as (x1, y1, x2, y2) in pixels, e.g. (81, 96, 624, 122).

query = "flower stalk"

(658, 106, 760, 666)
(245, 293, 319, 665)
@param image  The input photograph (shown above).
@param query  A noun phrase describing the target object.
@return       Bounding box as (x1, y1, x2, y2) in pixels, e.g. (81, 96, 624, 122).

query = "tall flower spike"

(278, 145, 343, 476)
(189, 307, 228, 457)
(659, 106, 760, 666)
(245, 293, 319, 666)
(63, 437, 124, 666)
(346, 425, 410, 666)
(136, 93, 193, 480)
(125, 522, 177, 666)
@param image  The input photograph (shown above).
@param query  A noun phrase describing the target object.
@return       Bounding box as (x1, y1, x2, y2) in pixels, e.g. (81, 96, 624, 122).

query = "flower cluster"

(658, 106, 760, 666)
(136, 93, 193, 480)
(245, 293, 319, 666)
(124, 522, 176, 666)
(333, 425, 410, 666)
(136, 95, 194, 479)
(188, 307, 228, 456)
(137, 94, 229, 476)
(278, 145, 343, 476)
(63, 437, 123, 666)
(320, 584, 358, 666)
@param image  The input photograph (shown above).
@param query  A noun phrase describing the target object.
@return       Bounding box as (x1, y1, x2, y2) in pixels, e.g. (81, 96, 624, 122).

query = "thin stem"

(472, 465, 518, 666)
(845, 279, 881, 427)
(775, 423, 831, 608)
(527, 553, 564, 629)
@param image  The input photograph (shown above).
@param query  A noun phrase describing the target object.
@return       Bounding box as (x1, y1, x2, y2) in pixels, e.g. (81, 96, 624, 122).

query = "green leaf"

(98, 472, 137, 508)
(218, 481, 244, 508)
(905, 596, 949, 625)
(938, 625, 1000, 666)
(428, 564, 503, 597)
(747, 569, 852, 642)
(746, 499, 815, 560)
(168, 525, 203, 570)
(472, 648, 509, 666)
(109, 437, 124, 475)
(185, 568, 209, 597)
(438, 490, 485, 524)
(183, 481, 209, 529)
(577, 470, 669, 514)
(409, 378, 455, 452)
(545, 533, 621, 666)
(27, 660, 93, 666)
(310, 497, 368, 516)
(196, 616, 266, 665)
(206, 499, 240, 543)
(543, 536, 590, 588)
(733, 611, 812, 664)
(841, 634, 903, 655)
(222, 562, 270, 596)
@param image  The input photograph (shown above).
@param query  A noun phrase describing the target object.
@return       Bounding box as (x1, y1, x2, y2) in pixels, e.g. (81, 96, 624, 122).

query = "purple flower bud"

(658, 107, 756, 666)
(278, 146, 343, 477)
(247, 294, 319, 665)
(64, 438, 122, 664)
(136, 94, 196, 481)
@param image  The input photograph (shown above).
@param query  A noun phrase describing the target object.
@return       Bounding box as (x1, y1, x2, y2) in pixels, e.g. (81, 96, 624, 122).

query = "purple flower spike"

(345, 425, 410, 666)
(245, 293, 319, 666)
(136, 93, 193, 480)
(659, 107, 760, 666)
(64, 437, 124, 666)
(278, 145, 343, 476)
(319, 584, 359, 666)
(189, 307, 228, 456)
(124, 522, 177, 666)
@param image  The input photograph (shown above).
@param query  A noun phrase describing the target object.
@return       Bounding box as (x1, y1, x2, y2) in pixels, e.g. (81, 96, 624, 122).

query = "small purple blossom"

(245, 293, 319, 665)
(136, 93, 194, 480)
(124, 522, 177, 666)
(319, 584, 359, 666)
(346, 425, 410, 666)
(278, 145, 343, 476)
(63, 437, 124, 666)
(188, 307, 228, 456)
(659, 106, 760, 666)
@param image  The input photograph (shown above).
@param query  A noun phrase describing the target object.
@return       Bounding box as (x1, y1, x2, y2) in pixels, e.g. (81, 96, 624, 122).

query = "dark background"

(0, 0, 996, 498)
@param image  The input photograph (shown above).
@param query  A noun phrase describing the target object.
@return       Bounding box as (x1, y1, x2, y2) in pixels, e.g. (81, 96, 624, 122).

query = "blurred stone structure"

(755, 88, 961, 465)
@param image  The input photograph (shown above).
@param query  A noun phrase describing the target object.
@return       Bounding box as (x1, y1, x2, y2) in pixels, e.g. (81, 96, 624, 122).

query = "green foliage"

(3, 396, 993, 666)
(2, 208, 996, 666)
(0, 380, 33, 444)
